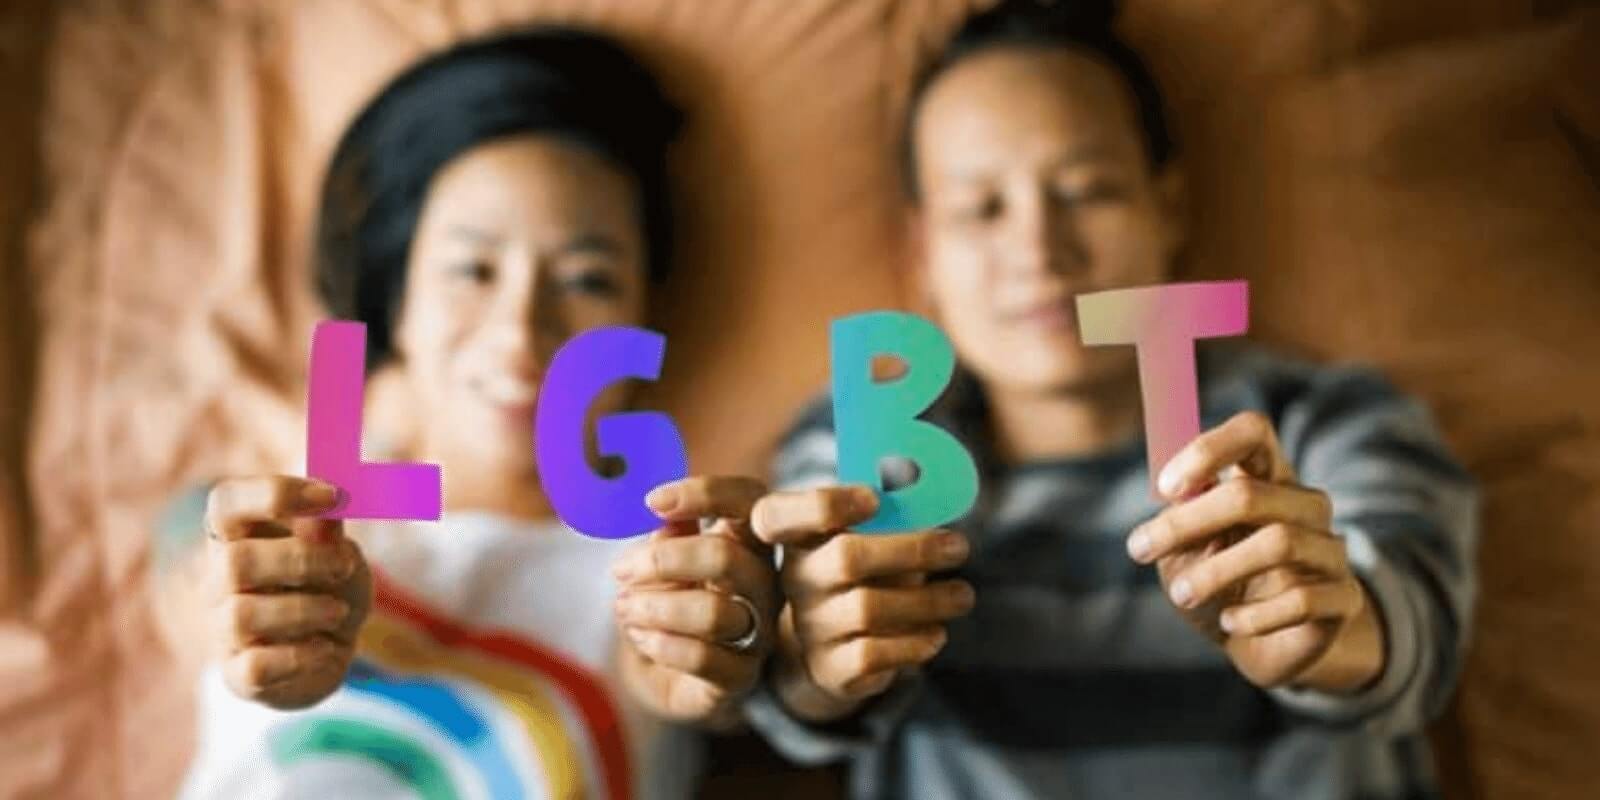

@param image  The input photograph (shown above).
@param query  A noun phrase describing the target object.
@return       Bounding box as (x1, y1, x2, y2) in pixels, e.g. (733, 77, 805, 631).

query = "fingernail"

(939, 533, 970, 563)
(1169, 578, 1194, 608)
(326, 600, 349, 625)
(1157, 463, 1183, 498)
(1219, 611, 1236, 634)
(1127, 529, 1152, 562)
(625, 626, 649, 648)
(615, 596, 637, 618)
(951, 582, 976, 609)
(302, 481, 340, 509)
(645, 485, 678, 515)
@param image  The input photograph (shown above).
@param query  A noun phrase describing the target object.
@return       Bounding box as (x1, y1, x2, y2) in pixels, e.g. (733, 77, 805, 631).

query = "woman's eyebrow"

(446, 224, 502, 244)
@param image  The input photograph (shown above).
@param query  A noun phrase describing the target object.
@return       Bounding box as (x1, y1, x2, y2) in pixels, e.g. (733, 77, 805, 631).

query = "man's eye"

(951, 196, 1002, 223)
(561, 270, 621, 296)
(447, 261, 495, 284)
(1057, 181, 1123, 206)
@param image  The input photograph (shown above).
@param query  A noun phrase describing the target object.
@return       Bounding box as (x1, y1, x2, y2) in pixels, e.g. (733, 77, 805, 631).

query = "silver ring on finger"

(719, 594, 762, 654)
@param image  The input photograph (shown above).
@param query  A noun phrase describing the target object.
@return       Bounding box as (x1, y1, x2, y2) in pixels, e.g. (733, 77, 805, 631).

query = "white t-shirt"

(178, 512, 701, 800)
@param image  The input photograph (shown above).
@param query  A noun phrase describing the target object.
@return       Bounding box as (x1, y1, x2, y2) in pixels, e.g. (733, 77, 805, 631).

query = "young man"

(743, 2, 1478, 798)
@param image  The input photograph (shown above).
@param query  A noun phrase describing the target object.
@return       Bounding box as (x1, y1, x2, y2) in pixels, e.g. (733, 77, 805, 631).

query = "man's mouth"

(1003, 300, 1078, 332)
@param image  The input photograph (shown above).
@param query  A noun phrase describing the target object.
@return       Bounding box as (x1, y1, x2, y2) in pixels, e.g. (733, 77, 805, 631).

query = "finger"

(217, 593, 351, 648)
(1158, 411, 1292, 499)
(624, 627, 756, 689)
(611, 535, 768, 592)
(222, 639, 352, 709)
(645, 476, 769, 523)
(1129, 478, 1334, 563)
(214, 537, 359, 593)
(795, 581, 974, 643)
(790, 531, 969, 591)
(1166, 524, 1348, 610)
(205, 477, 343, 541)
(808, 628, 948, 697)
(616, 589, 755, 642)
(1219, 581, 1361, 637)
(751, 486, 879, 547)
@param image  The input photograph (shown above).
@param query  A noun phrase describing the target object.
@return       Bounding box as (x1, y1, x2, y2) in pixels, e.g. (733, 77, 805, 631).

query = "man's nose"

(1000, 189, 1085, 277)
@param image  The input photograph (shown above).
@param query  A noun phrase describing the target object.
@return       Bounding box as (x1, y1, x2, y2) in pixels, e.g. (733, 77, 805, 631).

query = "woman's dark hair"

(314, 26, 683, 370)
(902, 0, 1175, 198)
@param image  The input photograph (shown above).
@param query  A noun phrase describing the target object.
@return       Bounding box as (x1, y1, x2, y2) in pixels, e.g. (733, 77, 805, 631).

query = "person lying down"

(151, 28, 781, 800)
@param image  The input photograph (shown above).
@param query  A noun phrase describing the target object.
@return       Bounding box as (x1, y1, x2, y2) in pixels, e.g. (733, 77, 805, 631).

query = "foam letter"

(306, 321, 442, 520)
(1075, 281, 1249, 496)
(831, 311, 978, 532)
(536, 326, 688, 539)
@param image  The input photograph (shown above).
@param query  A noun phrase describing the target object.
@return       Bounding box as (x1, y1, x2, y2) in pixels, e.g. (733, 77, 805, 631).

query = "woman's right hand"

(751, 486, 974, 722)
(202, 476, 370, 709)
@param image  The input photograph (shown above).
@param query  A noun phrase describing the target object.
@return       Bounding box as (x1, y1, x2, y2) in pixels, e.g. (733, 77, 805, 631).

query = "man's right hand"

(202, 476, 370, 709)
(751, 485, 974, 722)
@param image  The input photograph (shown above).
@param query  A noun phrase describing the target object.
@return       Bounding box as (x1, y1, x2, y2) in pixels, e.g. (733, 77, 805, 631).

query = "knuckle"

(224, 595, 252, 633)
(846, 588, 876, 633)
(225, 544, 253, 589)
(1263, 523, 1295, 562)
(915, 533, 944, 568)
(704, 537, 737, 574)
(824, 490, 854, 527)
(1286, 587, 1315, 618)
(1227, 479, 1259, 515)
(680, 640, 712, 673)
(834, 536, 867, 583)
(1238, 411, 1271, 439)
(1311, 490, 1334, 522)
(264, 479, 298, 516)
(847, 639, 880, 677)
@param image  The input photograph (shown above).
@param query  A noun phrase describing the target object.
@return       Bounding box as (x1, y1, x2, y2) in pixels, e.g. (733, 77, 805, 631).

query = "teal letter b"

(830, 312, 978, 533)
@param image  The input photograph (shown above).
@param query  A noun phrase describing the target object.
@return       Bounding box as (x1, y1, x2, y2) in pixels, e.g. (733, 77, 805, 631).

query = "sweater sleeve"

(1266, 365, 1480, 736)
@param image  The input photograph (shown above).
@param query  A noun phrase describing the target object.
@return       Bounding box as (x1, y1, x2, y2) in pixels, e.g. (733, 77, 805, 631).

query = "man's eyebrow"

(939, 145, 1119, 183)
(565, 233, 623, 254)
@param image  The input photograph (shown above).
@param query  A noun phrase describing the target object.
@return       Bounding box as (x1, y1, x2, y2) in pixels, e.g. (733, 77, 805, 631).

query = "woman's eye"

(446, 261, 496, 285)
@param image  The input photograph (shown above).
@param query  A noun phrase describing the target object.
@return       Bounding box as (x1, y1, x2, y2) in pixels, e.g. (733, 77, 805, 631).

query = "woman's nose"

(488, 284, 564, 368)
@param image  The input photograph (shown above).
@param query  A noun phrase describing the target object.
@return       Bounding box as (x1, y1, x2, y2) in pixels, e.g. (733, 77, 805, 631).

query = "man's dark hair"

(314, 27, 683, 370)
(902, 0, 1175, 198)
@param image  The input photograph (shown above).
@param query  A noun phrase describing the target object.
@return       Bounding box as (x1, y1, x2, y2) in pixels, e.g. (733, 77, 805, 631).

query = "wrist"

(773, 650, 867, 723)
(1292, 581, 1387, 693)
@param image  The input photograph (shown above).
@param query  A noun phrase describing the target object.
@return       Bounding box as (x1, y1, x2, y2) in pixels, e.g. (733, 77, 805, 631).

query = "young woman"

(744, 3, 1479, 799)
(155, 28, 776, 800)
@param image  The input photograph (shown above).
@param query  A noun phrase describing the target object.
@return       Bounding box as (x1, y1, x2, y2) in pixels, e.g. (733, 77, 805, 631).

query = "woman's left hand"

(610, 476, 777, 725)
(1127, 411, 1387, 692)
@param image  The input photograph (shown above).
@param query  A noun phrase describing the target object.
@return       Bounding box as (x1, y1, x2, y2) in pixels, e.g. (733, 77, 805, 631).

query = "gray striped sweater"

(745, 343, 1478, 800)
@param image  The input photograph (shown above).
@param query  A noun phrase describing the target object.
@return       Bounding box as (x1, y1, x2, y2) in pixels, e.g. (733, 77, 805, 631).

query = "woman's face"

(393, 134, 648, 472)
(911, 47, 1185, 398)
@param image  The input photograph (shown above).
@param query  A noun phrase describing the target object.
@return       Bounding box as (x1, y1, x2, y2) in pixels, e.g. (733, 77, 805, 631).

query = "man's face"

(912, 46, 1185, 397)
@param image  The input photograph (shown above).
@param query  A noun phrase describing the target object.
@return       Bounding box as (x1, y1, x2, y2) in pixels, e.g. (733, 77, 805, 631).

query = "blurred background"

(1, 1, 1597, 798)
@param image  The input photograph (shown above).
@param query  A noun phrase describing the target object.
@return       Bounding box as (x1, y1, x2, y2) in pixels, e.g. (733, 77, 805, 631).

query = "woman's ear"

(1153, 161, 1189, 261)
